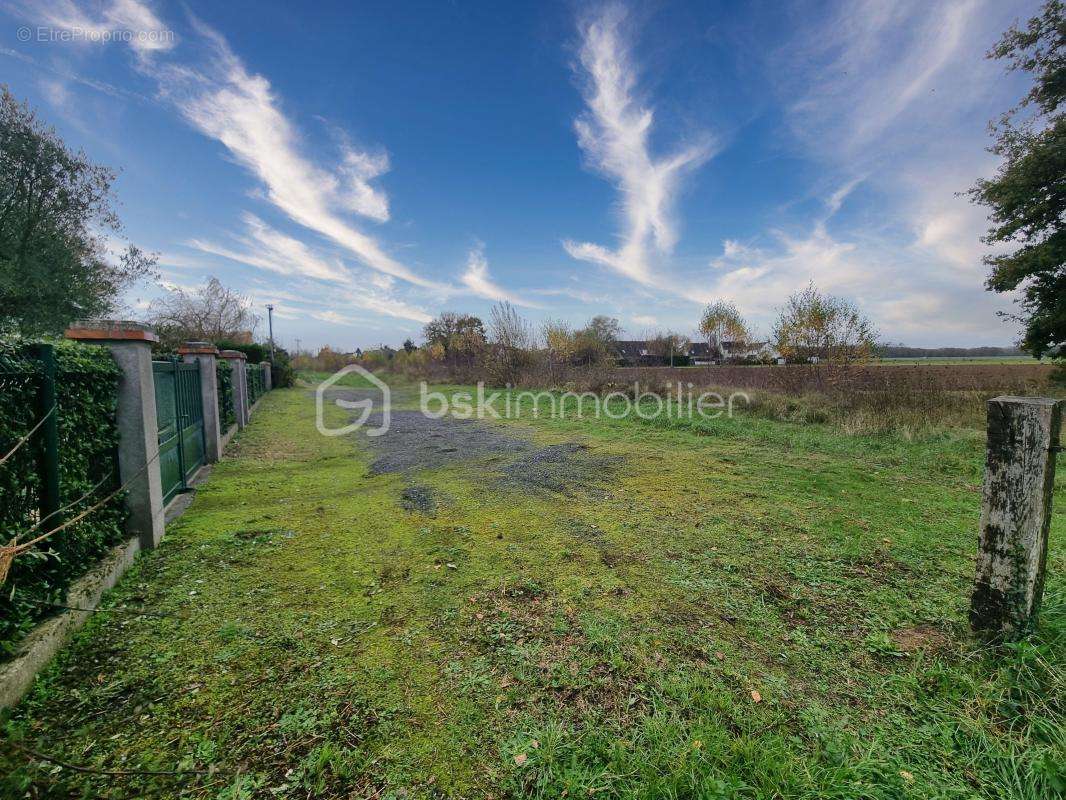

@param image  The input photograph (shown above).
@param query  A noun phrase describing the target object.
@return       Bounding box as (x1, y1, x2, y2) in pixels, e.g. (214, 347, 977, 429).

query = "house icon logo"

(315, 365, 391, 437)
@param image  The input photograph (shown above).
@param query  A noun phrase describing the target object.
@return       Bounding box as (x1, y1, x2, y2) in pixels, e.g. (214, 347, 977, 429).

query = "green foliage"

(216, 360, 235, 430)
(0, 87, 155, 336)
(971, 1, 1066, 358)
(0, 338, 126, 654)
(245, 362, 265, 405)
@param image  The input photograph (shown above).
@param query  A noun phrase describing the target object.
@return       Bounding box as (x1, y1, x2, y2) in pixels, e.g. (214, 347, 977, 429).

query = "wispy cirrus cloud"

(564, 4, 713, 287)
(11, 0, 441, 292)
(459, 244, 541, 308)
(185, 214, 433, 323)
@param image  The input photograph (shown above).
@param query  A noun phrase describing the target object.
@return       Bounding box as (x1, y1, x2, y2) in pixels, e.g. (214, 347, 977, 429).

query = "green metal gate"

(153, 359, 206, 504)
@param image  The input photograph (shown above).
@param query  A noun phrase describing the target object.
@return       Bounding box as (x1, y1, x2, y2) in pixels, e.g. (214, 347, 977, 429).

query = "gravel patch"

(496, 443, 623, 496)
(401, 485, 438, 514)
(365, 411, 533, 474)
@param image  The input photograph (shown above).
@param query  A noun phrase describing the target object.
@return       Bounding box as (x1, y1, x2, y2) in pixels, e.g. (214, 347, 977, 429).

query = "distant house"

(614, 339, 778, 366)
(695, 340, 778, 365)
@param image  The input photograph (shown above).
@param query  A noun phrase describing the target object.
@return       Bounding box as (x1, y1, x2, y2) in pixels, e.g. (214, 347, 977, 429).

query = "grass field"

(1, 381, 1063, 798)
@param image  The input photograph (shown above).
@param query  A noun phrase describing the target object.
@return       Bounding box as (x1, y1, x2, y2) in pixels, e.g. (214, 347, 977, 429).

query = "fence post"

(971, 396, 1063, 639)
(27, 343, 61, 531)
(262, 361, 272, 392)
(64, 321, 164, 550)
(179, 342, 222, 463)
(219, 350, 248, 429)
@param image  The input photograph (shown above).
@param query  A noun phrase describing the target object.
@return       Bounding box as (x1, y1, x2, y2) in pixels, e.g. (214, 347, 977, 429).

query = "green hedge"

(216, 360, 235, 430)
(0, 340, 126, 655)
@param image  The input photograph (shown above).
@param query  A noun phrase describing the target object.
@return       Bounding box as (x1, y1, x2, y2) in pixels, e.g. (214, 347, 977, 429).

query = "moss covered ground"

(1, 381, 1063, 799)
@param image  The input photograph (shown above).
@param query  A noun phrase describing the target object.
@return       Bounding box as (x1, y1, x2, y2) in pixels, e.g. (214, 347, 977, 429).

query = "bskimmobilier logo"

(315, 365, 391, 437)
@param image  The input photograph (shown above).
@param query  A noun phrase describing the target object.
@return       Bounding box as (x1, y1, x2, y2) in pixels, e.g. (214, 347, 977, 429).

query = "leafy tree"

(402, 338, 416, 353)
(421, 311, 486, 356)
(148, 276, 259, 351)
(0, 87, 155, 335)
(699, 300, 752, 359)
(583, 315, 623, 346)
(571, 315, 622, 366)
(771, 283, 877, 365)
(970, 0, 1065, 358)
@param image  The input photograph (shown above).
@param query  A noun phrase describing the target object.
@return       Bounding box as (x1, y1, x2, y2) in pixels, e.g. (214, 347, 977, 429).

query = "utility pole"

(266, 304, 275, 361)
(295, 338, 301, 356)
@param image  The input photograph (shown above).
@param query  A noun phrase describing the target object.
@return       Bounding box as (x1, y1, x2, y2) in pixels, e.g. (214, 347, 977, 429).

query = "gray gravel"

(331, 388, 623, 496)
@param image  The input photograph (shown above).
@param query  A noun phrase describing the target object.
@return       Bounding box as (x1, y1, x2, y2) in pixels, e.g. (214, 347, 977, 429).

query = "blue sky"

(1, 0, 1041, 349)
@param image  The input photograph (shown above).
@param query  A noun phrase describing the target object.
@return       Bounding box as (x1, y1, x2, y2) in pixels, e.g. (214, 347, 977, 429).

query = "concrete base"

(0, 534, 142, 708)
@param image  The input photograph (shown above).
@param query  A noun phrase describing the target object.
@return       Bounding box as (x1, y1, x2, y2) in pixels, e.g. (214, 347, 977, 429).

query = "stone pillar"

(178, 341, 222, 464)
(262, 362, 272, 392)
(220, 350, 248, 428)
(65, 320, 164, 549)
(971, 396, 1063, 639)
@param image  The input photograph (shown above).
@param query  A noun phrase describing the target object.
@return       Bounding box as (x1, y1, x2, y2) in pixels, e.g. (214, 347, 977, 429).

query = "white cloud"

(631, 314, 657, 326)
(564, 4, 712, 286)
(459, 244, 541, 308)
(15, 0, 441, 292)
(15, 0, 175, 56)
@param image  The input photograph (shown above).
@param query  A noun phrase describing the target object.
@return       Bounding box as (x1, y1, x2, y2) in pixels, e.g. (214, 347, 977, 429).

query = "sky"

(0, 0, 1043, 350)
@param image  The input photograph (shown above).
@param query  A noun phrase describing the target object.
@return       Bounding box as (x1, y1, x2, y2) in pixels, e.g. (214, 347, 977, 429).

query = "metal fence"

(0, 341, 125, 652)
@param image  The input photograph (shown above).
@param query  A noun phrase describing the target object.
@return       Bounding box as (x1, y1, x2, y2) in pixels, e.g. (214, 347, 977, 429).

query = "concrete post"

(262, 361, 272, 392)
(220, 350, 248, 428)
(179, 342, 222, 463)
(971, 396, 1063, 639)
(65, 321, 164, 550)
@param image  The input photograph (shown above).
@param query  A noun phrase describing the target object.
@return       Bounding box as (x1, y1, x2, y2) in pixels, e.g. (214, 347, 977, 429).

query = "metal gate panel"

(153, 359, 207, 504)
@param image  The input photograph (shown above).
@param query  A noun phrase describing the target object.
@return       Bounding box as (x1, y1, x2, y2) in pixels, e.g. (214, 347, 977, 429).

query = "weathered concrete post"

(179, 341, 222, 463)
(971, 396, 1063, 638)
(65, 321, 165, 549)
(262, 361, 272, 392)
(220, 350, 249, 429)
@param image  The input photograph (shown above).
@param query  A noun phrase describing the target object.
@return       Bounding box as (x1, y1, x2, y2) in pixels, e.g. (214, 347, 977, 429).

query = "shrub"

(0, 339, 126, 655)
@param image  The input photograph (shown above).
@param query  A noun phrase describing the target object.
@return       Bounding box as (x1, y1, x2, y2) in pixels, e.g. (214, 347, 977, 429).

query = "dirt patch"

(400, 484, 437, 514)
(496, 443, 623, 496)
(890, 624, 952, 653)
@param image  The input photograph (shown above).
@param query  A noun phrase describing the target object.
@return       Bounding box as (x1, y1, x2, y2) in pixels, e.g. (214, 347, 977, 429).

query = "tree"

(486, 302, 535, 384)
(648, 331, 691, 367)
(584, 315, 623, 346)
(0, 87, 156, 336)
(402, 338, 416, 353)
(699, 300, 751, 360)
(148, 277, 259, 350)
(969, 0, 1065, 358)
(421, 311, 486, 356)
(571, 315, 622, 366)
(771, 283, 877, 365)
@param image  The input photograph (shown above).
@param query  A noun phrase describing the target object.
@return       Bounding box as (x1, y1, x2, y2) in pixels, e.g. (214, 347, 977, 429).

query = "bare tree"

(648, 330, 691, 367)
(148, 277, 259, 350)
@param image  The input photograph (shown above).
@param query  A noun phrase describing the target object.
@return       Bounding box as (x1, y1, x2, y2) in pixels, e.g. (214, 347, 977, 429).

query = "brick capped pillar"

(65, 320, 164, 549)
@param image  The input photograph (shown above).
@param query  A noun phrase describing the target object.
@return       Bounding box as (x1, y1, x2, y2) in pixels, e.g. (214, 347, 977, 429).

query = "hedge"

(0, 339, 126, 655)
(216, 360, 235, 431)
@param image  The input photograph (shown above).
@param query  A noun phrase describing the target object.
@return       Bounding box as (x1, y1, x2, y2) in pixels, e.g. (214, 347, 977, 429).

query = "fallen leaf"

(513, 753, 527, 766)
(750, 690, 762, 703)
(900, 770, 914, 783)
(714, 651, 725, 661)
(530, 740, 539, 749)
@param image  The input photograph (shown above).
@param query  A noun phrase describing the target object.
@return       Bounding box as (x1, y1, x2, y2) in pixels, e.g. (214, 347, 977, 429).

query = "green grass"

(1, 383, 1063, 799)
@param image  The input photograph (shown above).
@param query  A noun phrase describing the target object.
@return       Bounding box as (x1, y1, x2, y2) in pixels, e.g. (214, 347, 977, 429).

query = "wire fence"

(0, 340, 126, 655)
